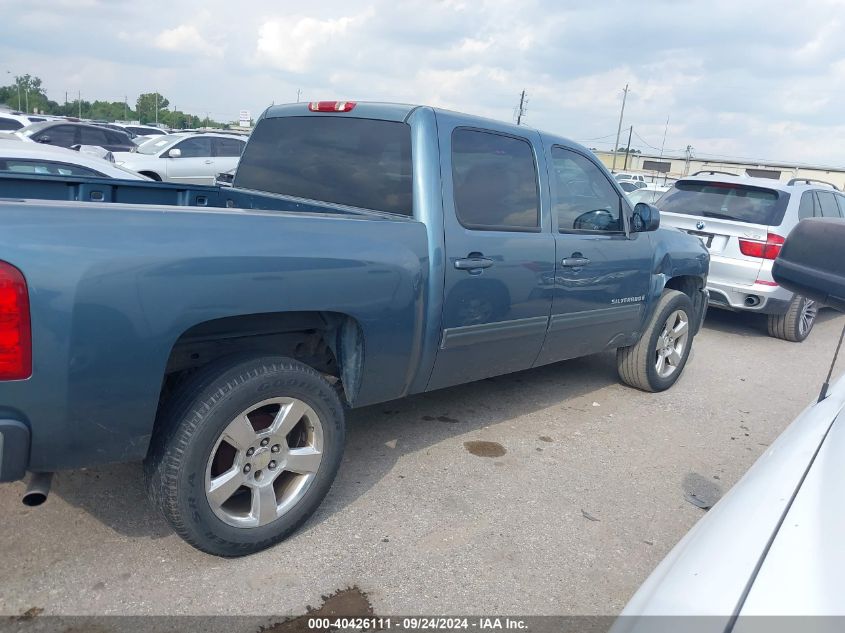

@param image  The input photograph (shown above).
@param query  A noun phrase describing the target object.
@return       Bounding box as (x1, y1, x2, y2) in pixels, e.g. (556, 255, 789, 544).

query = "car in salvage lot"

(0, 100, 709, 557)
(15, 120, 137, 153)
(113, 131, 246, 184)
(658, 172, 845, 341)
(617, 217, 845, 628)
(0, 138, 148, 179)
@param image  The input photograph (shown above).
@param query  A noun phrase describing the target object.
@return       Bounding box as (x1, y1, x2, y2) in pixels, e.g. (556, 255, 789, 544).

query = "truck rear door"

(426, 114, 555, 391)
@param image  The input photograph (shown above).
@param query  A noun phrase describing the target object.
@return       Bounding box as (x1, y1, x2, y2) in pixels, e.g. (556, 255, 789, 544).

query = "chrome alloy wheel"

(205, 397, 324, 528)
(655, 309, 689, 379)
(799, 298, 818, 337)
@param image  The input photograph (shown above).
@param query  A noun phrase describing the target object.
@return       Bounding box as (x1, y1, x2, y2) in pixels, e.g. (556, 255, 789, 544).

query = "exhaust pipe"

(22, 472, 53, 507)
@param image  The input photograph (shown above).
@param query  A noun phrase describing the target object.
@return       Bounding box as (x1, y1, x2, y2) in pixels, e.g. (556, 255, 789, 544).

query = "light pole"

(6, 71, 21, 111)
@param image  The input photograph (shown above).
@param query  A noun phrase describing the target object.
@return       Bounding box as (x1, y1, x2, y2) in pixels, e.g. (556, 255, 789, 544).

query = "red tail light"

(307, 101, 356, 112)
(0, 261, 31, 380)
(738, 233, 785, 260)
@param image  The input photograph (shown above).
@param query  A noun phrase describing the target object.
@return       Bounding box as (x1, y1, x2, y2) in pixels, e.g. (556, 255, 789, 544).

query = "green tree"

(136, 92, 169, 124)
(0, 73, 55, 114)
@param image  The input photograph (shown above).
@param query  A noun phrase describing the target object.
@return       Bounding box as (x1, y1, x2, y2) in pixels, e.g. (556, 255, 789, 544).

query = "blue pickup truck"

(0, 101, 708, 556)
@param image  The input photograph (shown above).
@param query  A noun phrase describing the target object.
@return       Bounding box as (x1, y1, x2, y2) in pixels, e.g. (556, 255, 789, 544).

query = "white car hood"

(616, 371, 845, 627)
(737, 407, 845, 616)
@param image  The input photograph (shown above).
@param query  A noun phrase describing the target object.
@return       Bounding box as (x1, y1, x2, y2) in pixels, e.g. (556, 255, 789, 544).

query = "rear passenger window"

(816, 191, 841, 218)
(551, 146, 623, 232)
(798, 191, 817, 219)
(451, 128, 539, 230)
(835, 193, 845, 218)
(215, 137, 246, 157)
(0, 118, 22, 131)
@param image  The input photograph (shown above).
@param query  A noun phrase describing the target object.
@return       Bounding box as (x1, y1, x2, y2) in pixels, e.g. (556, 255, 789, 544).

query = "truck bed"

(0, 172, 378, 217)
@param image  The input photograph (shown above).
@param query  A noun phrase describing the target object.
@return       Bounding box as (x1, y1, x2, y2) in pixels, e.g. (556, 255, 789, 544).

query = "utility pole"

(124, 95, 128, 121)
(65, 91, 68, 116)
(296, 89, 302, 103)
(516, 90, 527, 125)
(24, 89, 28, 114)
(623, 126, 633, 170)
(611, 83, 629, 173)
(684, 145, 693, 175)
(77, 90, 81, 118)
(659, 115, 669, 158)
(155, 92, 159, 126)
(659, 115, 670, 184)
(8, 72, 21, 111)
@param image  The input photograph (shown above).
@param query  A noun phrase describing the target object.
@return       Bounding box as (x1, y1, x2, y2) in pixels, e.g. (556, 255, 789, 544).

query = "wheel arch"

(156, 310, 365, 415)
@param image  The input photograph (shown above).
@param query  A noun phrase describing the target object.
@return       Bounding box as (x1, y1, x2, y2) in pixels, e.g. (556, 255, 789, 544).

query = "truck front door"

(534, 145, 652, 365)
(426, 119, 555, 391)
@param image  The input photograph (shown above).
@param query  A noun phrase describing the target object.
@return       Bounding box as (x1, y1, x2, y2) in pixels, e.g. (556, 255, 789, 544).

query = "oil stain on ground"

(463, 440, 506, 458)
(261, 587, 374, 632)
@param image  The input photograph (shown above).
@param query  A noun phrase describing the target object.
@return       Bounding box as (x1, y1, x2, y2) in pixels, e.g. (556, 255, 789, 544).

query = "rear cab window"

(657, 180, 790, 226)
(235, 116, 413, 216)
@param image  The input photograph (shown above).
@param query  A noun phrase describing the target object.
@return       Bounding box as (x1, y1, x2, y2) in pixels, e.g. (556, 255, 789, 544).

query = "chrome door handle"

(204, 160, 213, 164)
(561, 257, 591, 267)
(454, 257, 494, 270)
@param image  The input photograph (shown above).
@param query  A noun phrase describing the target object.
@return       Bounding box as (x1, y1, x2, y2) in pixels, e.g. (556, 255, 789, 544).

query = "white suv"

(113, 132, 246, 185)
(657, 173, 844, 342)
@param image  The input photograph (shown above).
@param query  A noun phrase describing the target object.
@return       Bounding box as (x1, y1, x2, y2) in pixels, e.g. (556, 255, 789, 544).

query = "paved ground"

(1, 308, 844, 619)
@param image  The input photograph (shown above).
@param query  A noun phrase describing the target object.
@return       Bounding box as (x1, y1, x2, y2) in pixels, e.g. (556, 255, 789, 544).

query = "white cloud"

(6, 0, 845, 164)
(254, 11, 372, 73)
(154, 24, 223, 59)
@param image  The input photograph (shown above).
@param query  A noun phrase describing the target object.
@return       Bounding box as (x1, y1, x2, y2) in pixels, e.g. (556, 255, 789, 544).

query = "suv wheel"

(144, 356, 345, 557)
(767, 294, 818, 342)
(617, 290, 695, 392)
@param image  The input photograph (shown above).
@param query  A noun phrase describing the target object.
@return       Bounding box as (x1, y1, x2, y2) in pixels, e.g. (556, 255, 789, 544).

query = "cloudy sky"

(2, 0, 844, 165)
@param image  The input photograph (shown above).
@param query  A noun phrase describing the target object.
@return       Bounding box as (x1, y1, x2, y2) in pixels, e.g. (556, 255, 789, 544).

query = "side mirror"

(35, 136, 51, 144)
(167, 148, 181, 158)
(772, 218, 845, 311)
(632, 202, 660, 232)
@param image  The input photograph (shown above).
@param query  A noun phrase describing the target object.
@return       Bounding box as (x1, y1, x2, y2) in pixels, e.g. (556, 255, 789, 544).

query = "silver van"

(658, 172, 844, 341)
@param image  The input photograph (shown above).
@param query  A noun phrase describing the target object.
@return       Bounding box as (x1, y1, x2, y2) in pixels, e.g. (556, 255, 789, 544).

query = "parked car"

(615, 172, 646, 183)
(0, 112, 50, 131)
(0, 139, 147, 179)
(113, 132, 246, 184)
(657, 173, 844, 341)
(620, 180, 647, 192)
(617, 217, 845, 626)
(0, 101, 708, 556)
(121, 124, 167, 137)
(16, 121, 136, 152)
(626, 186, 669, 206)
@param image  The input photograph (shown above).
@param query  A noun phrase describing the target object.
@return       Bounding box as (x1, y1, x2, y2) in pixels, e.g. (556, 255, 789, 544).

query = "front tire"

(144, 356, 345, 557)
(767, 294, 817, 342)
(617, 290, 695, 392)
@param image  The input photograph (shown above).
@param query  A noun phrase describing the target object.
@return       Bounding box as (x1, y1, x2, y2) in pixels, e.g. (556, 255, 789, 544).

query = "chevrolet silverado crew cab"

(0, 101, 709, 556)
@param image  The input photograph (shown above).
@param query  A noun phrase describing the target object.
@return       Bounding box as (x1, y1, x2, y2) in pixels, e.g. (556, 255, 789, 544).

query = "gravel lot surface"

(1, 308, 843, 620)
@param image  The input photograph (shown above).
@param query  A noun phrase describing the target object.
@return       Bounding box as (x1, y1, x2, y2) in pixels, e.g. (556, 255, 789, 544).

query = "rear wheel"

(617, 290, 695, 392)
(767, 294, 817, 342)
(144, 356, 345, 557)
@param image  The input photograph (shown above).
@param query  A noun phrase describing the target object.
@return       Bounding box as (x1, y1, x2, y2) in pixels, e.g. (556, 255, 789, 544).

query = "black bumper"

(0, 419, 29, 482)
